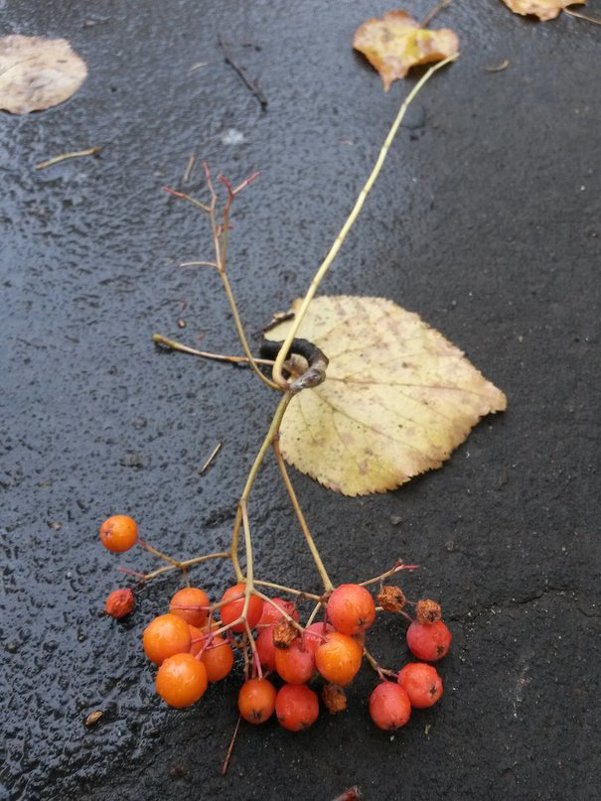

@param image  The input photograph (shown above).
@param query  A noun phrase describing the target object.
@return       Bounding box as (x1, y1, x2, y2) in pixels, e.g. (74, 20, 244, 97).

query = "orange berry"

(238, 678, 277, 724)
(169, 586, 210, 628)
(156, 653, 208, 708)
(200, 635, 235, 682)
(219, 583, 263, 633)
(327, 583, 376, 636)
(275, 683, 319, 732)
(315, 631, 363, 686)
(99, 515, 138, 553)
(104, 588, 135, 619)
(188, 624, 204, 657)
(143, 613, 191, 665)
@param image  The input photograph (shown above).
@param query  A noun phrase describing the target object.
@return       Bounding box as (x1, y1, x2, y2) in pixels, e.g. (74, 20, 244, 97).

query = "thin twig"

(358, 560, 419, 587)
(35, 146, 102, 170)
(197, 163, 280, 391)
(183, 153, 197, 184)
(564, 7, 601, 24)
(141, 550, 230, 582)
(217, 34, 268, 110)
(199, 442, 222, 474)
(270, 54, 458, 388)
(221, 715, 242, 775)
(485, 59, 509, 73)
(422, 0, 452, 27)
(152, 333, 274, 367)
(163, 185, 211, 213)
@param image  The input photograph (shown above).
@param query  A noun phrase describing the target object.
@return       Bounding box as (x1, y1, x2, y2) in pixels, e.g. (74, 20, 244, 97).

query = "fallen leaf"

(0, 35, 87, 114)
(353, 10, 459, 91)
(266, 296, 506, 496)
(500, 0, 585, 20)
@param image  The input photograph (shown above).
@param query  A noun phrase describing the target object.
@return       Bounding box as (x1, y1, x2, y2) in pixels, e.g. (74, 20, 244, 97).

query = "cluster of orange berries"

(100, 515, 452, 732)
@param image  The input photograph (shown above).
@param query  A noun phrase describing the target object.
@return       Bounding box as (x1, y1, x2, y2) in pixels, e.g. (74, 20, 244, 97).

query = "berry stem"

(269, 55, 458, 389)
(272, 436, 334, 592)
(137, 538, 183, 568)
(363, 646, 397, 681)
(141, 550, 231, 582)
(253, 590, 306, 635)
(304, 601, 324, 628)
(244, 621, 263, 679)
(252, 579, 321, 601)
(230, 392, 293, 578)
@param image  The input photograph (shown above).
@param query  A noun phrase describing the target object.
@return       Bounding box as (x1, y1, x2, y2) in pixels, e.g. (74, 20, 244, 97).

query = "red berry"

(238, 678, 277, 724)
(275, 683, 319, 732)
(256, 625, 277, 672)
(257, 597, 299, 627)
(406, 620, 452, 662)
(397, 662, 443, 708)
(99, 515, 138, 553)
(219, 583, 263, 633)
(169, 586, 210, 628)
(327, 583, 376, 636)
(104, 588, 135, 619)
(156, 653, 208, 708)
(369, 682, 411, 730)
(275, 638, 316, 685)
(303, 621, 334, 655)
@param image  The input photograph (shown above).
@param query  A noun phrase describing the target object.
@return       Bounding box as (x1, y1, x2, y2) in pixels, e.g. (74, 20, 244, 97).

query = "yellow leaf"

(353, 10, 459, 91)
(266, 296, 507, 496)
(500, 0, 585, 20)
(0, 35, 87, 115)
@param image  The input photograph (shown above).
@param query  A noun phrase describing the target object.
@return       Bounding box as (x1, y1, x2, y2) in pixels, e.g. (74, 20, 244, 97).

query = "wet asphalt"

(1, 1, 600, 800)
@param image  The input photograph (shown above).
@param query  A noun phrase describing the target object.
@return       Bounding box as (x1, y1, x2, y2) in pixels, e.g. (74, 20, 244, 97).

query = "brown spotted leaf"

(266, 296, 506, 497)
(353, 10, 459, 91)
(500, 0, 585, 20)
(0, 35, 87, 114)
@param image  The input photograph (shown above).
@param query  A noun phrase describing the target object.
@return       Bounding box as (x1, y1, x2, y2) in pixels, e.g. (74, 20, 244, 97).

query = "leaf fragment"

(0, 35, 87, 114)
(353, 10, 459, 91)
(500, 0, 585, 21)
(84, 710, 104, 727)
(266, 296, 507, 497)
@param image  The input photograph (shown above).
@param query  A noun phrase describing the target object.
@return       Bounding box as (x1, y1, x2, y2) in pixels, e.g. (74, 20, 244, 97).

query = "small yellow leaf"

(0, 35, 87, 114)
(353, 10, 459, 91)
(500, 0, 585, 20)
(266, 296, 506, 496)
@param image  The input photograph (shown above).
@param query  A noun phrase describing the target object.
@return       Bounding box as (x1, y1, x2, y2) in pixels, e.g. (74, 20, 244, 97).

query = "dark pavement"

(1, 1, 600, 799)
